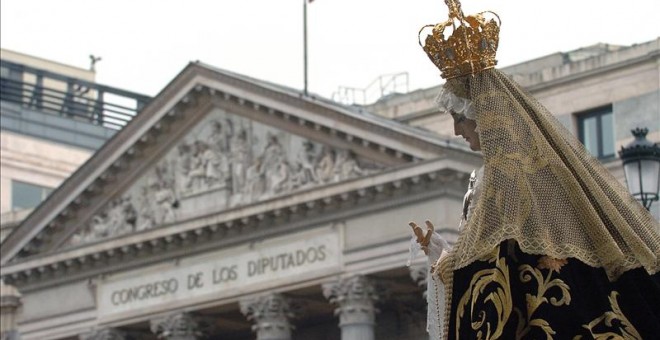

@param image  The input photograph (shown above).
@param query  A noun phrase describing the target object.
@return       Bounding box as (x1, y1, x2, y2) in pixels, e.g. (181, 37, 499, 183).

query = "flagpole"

(303, 0, 309, 96)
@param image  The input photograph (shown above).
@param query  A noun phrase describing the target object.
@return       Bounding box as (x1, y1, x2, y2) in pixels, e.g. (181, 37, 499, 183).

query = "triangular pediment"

(65, 107, 385, 247)
(1, 62, 479, 272)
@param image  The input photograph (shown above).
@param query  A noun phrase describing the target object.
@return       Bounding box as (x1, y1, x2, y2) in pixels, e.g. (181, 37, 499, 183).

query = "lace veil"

(443, 69, 660, 281)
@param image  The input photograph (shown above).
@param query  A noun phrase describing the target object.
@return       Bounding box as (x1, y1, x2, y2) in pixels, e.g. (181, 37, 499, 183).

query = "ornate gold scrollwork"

(514, 263, 571, 339)
(573, 291, 641, 340)
(455, 246, 513, 339)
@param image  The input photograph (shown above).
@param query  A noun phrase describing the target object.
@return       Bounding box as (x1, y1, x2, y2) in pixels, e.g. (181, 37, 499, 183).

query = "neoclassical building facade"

(1, 62, 479, 339)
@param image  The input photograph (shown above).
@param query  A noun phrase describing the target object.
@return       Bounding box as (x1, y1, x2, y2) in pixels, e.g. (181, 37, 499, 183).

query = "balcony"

(1, 60, 150, 130)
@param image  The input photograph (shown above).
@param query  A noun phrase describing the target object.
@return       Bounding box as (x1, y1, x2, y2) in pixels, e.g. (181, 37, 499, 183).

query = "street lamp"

(618, 128, 660, 210)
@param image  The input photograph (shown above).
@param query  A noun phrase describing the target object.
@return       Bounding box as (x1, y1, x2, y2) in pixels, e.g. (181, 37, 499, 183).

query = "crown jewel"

(419, 0, 500, 79)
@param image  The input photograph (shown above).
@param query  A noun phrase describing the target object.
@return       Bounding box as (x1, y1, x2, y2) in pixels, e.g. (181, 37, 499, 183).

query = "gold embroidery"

(515, 264, 571, 339)
(537, 256, 568, 273)
(455, 245, 512, 339)
(574, 291, 642, 340)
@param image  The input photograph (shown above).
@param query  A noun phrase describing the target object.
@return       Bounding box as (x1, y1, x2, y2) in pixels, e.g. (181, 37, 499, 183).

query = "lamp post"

(618, 128, 660, 210)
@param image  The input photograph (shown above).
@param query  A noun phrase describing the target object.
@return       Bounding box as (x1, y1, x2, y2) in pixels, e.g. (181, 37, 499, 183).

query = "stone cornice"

(193, 64, 456, 154)
(192, 67, 453, 161)
(514, 44, 660, 91)
(0, 157, 477, 290)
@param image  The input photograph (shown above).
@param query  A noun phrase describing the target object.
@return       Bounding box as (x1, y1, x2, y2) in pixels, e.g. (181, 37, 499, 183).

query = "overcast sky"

(1, 0, 658, 103)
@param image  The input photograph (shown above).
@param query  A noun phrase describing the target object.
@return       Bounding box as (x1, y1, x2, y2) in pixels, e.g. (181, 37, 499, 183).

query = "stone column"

(0, 280, 22, 340)
(150, 312, 209, 340)
(79, 328, 127, 340)
(239, 293, 294, 340)
(322, 275, 379, 340)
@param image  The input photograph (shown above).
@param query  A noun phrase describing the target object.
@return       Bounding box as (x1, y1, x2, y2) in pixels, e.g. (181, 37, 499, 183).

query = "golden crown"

(419, 0, 500, 79)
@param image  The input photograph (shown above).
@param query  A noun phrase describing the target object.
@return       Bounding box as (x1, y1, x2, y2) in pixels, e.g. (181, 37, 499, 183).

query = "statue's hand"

(408, 220, 450, 267)
(409, 220, 435, 255)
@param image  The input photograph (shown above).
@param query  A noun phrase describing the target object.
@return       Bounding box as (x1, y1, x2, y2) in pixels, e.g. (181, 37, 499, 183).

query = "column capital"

(79, 328, 127, 340)
(1, 280, 22, 340)
(0, 281, 21, 308)
(239, 293, 295, 340)
(322, 275, 379, 326)
(150, 312, 211, 340)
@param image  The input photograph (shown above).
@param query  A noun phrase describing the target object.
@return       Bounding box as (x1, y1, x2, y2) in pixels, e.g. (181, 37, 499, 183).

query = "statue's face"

(452, 113, 481, 151)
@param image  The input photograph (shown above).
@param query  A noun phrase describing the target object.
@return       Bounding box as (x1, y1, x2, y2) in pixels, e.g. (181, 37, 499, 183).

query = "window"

(11, 180, 53, 211)
(577, 105, 615, 159)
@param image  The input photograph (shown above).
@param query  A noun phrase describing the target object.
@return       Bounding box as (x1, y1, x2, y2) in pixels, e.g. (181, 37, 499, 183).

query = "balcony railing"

(0, 60, 151, 130)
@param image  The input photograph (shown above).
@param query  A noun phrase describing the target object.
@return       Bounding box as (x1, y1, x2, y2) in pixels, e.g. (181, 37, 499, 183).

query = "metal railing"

(0, 60, 151, 130)
(332, 72, 409, 105)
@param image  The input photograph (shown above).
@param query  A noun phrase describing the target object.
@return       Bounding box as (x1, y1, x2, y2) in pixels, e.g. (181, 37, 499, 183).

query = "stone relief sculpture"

(315, 146, 336, 184)
(207, 120, 230, 154)
(69, 111, 382, 246)
(293, 141, 318, 187)
(230, 128, 251, 193)
(135, 186, 156, 232)
(334, 150, 366, 181)
(151, 165, 178, 225)
(244, 156, 266, 203)
(175, 143, 192, 193)
(70, 196, 138, 244)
